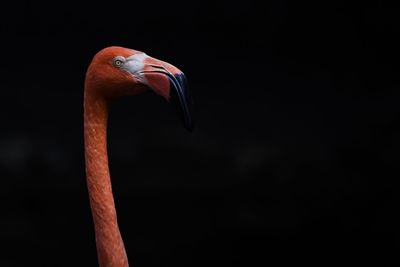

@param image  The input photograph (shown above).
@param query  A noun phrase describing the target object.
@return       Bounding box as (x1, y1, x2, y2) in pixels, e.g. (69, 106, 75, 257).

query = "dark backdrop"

(0, 1, 399, 266)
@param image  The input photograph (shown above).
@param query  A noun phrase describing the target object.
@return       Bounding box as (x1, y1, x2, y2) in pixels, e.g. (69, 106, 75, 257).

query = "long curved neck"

(84, 90, 129, 267)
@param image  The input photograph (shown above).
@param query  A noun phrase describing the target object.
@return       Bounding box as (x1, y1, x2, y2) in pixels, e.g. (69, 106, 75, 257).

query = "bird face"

(85, 46, 193, 131)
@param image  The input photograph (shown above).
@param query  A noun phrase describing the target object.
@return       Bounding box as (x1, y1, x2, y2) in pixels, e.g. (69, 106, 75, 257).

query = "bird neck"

(84, 91, 129, 267)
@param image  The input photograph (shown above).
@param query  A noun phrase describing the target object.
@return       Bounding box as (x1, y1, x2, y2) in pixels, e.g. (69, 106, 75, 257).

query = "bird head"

(85, 46, 193, 131)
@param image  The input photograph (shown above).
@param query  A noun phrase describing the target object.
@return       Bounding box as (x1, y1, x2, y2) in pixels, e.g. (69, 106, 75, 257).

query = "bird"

(84, 46, 193, 267)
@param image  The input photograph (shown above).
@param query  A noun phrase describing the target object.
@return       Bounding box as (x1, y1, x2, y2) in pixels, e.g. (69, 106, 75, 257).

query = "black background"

(0, 1, 399, 266)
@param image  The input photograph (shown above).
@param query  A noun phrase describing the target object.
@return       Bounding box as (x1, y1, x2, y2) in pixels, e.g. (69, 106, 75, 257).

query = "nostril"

(148, 64, 165, 70)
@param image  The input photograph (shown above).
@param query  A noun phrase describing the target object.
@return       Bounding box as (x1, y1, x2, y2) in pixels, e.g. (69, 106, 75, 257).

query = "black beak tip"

(169, 73, 194, 132)
(184, 120, 194, 132)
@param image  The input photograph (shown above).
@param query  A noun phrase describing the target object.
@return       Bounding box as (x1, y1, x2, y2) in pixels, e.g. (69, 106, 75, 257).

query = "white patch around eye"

(122, 53, 148, 74)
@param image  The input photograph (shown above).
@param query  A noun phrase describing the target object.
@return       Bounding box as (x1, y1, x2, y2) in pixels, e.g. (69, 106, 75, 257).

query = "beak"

(122, 53, 194, 131)
(168, 72, 194, 132)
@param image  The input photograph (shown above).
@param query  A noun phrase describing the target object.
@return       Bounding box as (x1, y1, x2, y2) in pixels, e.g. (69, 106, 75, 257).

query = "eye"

(113, 56, 125, 68)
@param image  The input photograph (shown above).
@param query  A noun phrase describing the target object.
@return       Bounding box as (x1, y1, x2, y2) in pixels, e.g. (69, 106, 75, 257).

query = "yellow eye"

(113, 56, 125, 67)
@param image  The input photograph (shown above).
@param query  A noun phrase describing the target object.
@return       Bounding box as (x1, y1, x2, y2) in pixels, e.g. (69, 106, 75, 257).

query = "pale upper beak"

(121, 53, 194, 131)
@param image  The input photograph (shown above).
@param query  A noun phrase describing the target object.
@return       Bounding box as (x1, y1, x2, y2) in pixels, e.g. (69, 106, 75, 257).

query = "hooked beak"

(122, 53, 194, 131)
(168, 72, 194, 132)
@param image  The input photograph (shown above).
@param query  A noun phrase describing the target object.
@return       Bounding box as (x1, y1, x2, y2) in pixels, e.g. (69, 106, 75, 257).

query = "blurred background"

(0, 0, 399, 266)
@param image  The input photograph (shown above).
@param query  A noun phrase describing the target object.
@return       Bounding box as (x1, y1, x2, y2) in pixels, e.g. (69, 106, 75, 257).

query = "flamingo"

(84, 46, 193, 267)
